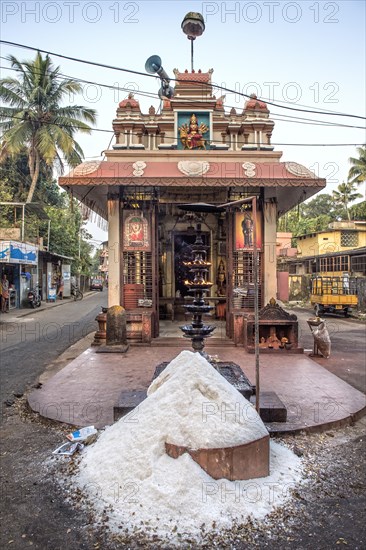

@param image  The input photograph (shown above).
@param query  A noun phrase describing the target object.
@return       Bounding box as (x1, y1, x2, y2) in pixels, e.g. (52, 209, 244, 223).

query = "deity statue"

(216, 259, 226, 296)
(241, 211, 254, 248)
(266, 326, 280, 349)
(179, 113, 209, 150)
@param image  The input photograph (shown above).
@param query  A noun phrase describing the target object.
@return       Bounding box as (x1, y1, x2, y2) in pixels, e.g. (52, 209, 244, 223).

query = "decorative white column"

(107, 192, 120, 307)
(263, 201, 277, 305)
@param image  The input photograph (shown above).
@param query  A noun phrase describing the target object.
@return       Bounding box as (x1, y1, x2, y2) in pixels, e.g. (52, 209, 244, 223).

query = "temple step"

(152, 337, 234, 347)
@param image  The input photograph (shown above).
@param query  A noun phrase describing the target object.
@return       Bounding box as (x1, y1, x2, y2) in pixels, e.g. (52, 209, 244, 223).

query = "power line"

(1, 61, 365, 131)
(1, 112, 364, 147)
(1, 40, 365, 121)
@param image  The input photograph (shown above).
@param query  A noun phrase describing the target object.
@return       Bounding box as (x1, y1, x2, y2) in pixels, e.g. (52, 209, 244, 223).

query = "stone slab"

(114, 389, 147, 421)
(96, 344, 130, 354)
(153, 361, 255, 400)
(165, 434, 270, 481)
(250, 391, 288, 423)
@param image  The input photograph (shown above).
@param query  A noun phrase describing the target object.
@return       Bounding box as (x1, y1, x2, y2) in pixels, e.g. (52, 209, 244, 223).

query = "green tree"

(0, 52, 96, 203)
(302, 193, 339, 219)
(277, 193, 341, 237)
(332, 181, 363, 221)
(349, 200, 366, 221)
(348, 145, 366, 185)
(45, 202, 93, 275)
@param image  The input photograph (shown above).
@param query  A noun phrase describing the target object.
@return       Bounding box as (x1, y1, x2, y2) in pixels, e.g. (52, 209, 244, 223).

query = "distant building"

(98, 241, 109, 281)
(276, 232, 297, 258)
(280, 221, 366, 276)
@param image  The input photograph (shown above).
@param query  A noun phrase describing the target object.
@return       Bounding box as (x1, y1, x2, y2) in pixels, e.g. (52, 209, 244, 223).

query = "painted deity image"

(179, 113, 209, 150)
(123, 213, 150, 251)
(235, 211, 262, 251)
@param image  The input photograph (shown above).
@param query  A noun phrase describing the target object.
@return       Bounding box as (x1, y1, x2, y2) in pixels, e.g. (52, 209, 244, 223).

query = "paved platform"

(28, 341, 366, 434)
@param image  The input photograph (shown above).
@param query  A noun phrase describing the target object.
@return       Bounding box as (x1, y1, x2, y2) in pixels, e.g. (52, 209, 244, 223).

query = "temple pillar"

(107, 192, 121, 307)
(263, 201, 277, 305)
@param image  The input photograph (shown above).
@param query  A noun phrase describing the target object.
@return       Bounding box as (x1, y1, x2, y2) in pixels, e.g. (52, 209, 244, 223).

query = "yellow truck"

(310, 275, 358, 317)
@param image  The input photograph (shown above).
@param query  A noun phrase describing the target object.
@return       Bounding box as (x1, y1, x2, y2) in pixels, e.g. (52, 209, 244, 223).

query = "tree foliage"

(277, 188, 363, 237)
(348, 145, 366, 185)
(45, 204, 94, 275)
(349, 200, 366, 221)
(0, 151, 94, 275)
(332, 181, 363, 221)
(0, 52, 96, 202)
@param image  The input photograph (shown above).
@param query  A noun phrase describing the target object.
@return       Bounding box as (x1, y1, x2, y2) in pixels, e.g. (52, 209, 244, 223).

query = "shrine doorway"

(173, 231, 210, 298)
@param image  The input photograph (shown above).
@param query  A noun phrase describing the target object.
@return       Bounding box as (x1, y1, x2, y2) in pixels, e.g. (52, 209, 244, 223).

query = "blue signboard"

(0, 241, 38, 265)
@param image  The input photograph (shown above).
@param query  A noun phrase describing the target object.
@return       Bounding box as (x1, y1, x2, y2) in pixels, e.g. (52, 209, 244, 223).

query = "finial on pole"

(181, 12, 205, 72)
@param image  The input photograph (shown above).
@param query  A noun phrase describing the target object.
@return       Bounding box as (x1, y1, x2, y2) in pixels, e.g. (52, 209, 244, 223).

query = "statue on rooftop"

(179, 113, 209, 150)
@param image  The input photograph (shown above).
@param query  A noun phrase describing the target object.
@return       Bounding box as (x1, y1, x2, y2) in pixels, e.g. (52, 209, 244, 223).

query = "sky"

(1, 0, 365, 244)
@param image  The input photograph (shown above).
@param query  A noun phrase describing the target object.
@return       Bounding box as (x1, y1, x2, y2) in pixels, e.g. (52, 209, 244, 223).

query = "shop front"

(38, 251, 72, 301)
(0, 240, 39, 308)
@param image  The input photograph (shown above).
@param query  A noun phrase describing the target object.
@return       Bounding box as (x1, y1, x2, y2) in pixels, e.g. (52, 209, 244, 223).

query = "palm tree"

(348, 145, 366, 185)
(332, 181, 363, 221)
(0, 52, 97, 203)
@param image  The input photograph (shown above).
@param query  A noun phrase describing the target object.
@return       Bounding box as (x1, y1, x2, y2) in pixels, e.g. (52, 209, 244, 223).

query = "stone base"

(247, 346, 304, 354)
(114, 389, 147, 421)
(250, 391, 287, 423)
(96, 344, 130, 354)
(165, 435, 270, 481)
(153, 361, 255, 400)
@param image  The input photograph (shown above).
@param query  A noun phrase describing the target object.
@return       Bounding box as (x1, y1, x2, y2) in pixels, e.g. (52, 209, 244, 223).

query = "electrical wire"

(1, 61, 365, 131)
(1, 112, 364, 147)
(1, 40, 365, 121)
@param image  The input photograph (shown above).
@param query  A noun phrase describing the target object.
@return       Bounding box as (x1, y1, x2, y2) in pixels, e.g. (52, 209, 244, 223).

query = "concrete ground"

(27, 319, 366, 434)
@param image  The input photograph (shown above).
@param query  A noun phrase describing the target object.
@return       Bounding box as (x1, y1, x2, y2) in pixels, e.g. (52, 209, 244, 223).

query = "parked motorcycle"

(71, 283, 83, 301)
(28, 285, 42, 308)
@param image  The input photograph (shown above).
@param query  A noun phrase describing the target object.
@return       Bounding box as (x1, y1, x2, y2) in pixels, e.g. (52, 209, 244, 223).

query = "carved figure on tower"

(179, 113, 209, 149)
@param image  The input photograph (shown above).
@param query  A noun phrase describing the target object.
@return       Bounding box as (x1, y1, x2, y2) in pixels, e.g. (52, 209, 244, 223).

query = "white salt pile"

(76, 350, 302, 543)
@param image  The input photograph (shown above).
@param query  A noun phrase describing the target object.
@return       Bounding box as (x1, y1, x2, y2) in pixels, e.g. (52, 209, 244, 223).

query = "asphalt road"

(289, 305, 366, 394)
(0, 292, 107, 411)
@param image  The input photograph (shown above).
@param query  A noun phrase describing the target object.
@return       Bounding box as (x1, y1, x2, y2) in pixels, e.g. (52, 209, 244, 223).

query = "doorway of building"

(172, 230, 210, 320)
(173, 230, 210, 295)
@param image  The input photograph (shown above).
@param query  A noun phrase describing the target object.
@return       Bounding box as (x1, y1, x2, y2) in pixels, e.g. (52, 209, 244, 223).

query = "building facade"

(60, 69, 325, 342)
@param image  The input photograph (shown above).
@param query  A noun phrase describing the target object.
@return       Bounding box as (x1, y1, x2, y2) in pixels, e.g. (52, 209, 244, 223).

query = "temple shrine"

(60, 66, 325, 345)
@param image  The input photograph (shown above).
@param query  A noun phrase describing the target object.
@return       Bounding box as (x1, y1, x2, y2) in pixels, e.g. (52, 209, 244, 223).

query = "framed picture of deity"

(123, 211, 151, 251)
(235, 210, 262, 251)
(177, 112, 210, 150)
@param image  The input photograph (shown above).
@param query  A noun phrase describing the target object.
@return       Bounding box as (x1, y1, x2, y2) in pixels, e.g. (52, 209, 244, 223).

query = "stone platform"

(28, 343, 366, 434)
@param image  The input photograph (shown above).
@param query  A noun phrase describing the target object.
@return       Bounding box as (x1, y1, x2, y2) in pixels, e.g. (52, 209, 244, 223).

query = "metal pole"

(21, 204, 25, 241)
(191, 39, 194, 72)
(253, 197, 260, 412)
(78, 228, 81, 288)
(47, 220, 51, 250)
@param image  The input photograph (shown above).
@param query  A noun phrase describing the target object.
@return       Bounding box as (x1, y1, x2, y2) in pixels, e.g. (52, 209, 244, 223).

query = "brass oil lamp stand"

(180, 223, 216, 357)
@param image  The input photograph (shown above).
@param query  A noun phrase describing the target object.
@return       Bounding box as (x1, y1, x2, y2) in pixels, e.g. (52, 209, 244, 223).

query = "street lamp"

(181, 12, 205, 72)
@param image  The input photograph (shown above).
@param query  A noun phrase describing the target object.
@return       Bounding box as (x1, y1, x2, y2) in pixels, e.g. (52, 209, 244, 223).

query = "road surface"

(0, 292, 107, 410)
(291, 305, 366, 394)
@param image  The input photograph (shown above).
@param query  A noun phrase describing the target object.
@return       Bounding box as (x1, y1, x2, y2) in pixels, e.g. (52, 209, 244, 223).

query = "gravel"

(1, 395, 365, 549)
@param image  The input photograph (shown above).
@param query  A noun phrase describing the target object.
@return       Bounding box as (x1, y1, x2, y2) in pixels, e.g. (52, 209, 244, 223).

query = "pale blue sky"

(1, 1, 365, 241)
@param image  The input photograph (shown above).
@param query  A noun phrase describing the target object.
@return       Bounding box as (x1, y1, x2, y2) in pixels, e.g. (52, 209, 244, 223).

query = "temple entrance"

(172, 230, 211, 321)
(119, 197, 263, 343)
(173, 231, 210, 298)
